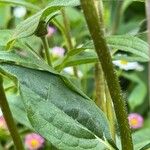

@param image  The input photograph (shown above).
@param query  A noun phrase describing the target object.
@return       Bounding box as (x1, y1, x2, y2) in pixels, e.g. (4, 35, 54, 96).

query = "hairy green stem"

(41, 37, 52, 66)
(105, 81, 116, 142)
(95, 63, 106, 113)
(61, 8, 78, 77)
(80, 0, 133, 149)
(146, 0, 150, 114)
(0, 75, 25, 150)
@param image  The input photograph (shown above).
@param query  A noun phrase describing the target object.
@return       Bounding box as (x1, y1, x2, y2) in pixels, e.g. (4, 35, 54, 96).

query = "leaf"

(7, 0, 80, 47)
(122, 73, 147, 110)
(0, 63, 117, 150)
(122, 0, 145, 14)
(0, 0, 40, 11)
(0, 30, 12, 48)
(0, 50, 53, 72)
(84, 35, 149, 61)
(140, 143, 150, 150)
(0, 4, 10, 28)
(0, 49, 91, 98)
(107, 35, 149, 61)
(54, 35, 149, 70)
(128, 82, 146, 110)
(113, 54, 147, 62)
(48, 0, 80, 7)
(54, 50, 97, 70)
(7, 94, 32, 128)
(133, 0, 145, 2)
(133, 128, 150, 150)
(122, 0, 133, 14)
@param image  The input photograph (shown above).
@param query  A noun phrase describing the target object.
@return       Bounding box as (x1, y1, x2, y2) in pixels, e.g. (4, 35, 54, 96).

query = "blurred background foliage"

(0, 0, 150, 149)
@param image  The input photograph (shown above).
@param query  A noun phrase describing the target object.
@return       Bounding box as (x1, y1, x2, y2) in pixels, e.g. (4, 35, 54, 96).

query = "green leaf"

(140, 143, 150, 150)
(0, 63, 117, 150)
(113, 54, 147, 62)
(133, 128, 150, 150)
(0, 4, 10, 28)
(7, 94, 32, 128)
(55, 35, 149, 70)
(0, 30, 12, 48)
(0, 50, 53, 72)
(55, 50, 97, 70)
(85, 35, 149, 61)
(122, 73, 147, 110)
(48, 0, 80, 7)
(133, 0, 145, 2)
(122, 0, 145, 14)
(122, 0, 133, 14)
(7, 0, 80, 47)
(107, 35, 149, 61)
(128, 82, 146, 110)
(0, 0, 40, 11)
(0, 48, 91, 99)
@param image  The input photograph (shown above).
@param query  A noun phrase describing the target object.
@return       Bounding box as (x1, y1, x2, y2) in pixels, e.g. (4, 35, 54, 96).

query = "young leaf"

(7, 0, 80, 47)
(0, 63, 117, 150)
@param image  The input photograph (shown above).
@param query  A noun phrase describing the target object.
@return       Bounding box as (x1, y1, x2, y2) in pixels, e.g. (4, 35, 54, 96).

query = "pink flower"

(47, 26, 56, 37)
(0, 116, 8, 130)
(51, 46, 65, 57)
(128, 113, 143, 129)
(25, 133, 45, 150)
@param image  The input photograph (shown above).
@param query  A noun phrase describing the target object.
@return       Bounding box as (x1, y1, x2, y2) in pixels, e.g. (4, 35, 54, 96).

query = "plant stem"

(61, 8, 78, 77)
(80, 0, 133, 150)
(0, 75, 25, 150)
(95, 63, 106, 113)
(111, 1, 123, 34)
(105, 81, 116, 142)
(41, 37, 52, 66)
(61, 8, 73, 52)
(146, 0, 150, 114)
